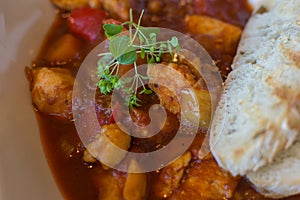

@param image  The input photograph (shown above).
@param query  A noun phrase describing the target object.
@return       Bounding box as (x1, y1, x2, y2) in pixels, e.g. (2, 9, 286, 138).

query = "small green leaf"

(149, 33, 157, 43)
(117, 51, 137, 65)
(111, 76, 119, 86)
(126, 88, 132, 94)
(149, 46, 155, 53)
(114, 79, 124, 89)
(145, 89, 153, 94)
(139, 27, 160, 38)
(98, 79, 111, 94)
(141, 48, 145, 59)
(106, 84, 112, 93)
(109, 35, 136, 59)
(160, 43, 167, 49)
(149, 56, 155, 64)
(97, 9, 182, 109)
(103, 24, 123, 38)
(97, 55, 114, 76)
(168, 43, 173, 56)
(125, 94, 142, 109)
(170, 36, 179, 47)
(158, 49, 162, 58)
(140, 89, 153, 95)
(156, 56, 160, 62)
(138, 34, 145, 44)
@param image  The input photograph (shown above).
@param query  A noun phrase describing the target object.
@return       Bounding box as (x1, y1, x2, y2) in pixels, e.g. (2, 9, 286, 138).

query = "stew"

(26, 0, 300, 199)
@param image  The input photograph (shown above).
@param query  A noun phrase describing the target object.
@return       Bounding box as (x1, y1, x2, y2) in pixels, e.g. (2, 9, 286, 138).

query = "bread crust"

(247, 136, 300, 198)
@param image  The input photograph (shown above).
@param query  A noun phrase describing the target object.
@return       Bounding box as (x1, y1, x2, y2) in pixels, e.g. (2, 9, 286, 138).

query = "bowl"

(0, 0, 261, 199)
(0, 0, 62, 199)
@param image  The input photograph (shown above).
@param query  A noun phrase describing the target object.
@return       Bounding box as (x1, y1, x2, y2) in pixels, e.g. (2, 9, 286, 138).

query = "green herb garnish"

(97, 9, 180, 108)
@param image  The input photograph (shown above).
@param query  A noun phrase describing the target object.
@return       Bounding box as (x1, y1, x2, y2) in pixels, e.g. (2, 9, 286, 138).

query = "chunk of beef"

(147, 62, 213, 129)
(99, 0, 130, 21)
(31, 67, 74, 119)
(153, 152, 192, 198)
(50, 0, 101, 10)
(170, 157, 240, 200)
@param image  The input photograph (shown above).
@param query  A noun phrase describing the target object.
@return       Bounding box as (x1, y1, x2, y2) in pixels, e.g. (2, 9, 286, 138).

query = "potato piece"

(82, 150, 97, 163)
(96, 171, 124, 200)
(31, 67, 74, 119)
(87, 124, 131, 166)
(45, 33, 84, 65)
(154, 152, 191, 198)
(180, 85, 213, 129)
(100, 0, 130, 21)
(185, 15, 242, 54)
(123, 160, 147, 200)
(101, 182, 122, 200)
(50, 0, 101, 10)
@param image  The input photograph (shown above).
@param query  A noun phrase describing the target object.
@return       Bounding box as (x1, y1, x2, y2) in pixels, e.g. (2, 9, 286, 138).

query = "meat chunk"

(154, 152, 192, 198)
(169, 157, 240, 200)
(147, 62, 198, 114)
(31, 67, 74, 119)
(50, 0, 101, 10)
(99, 0, 130, 21)
(87, 124, 131, 167)
(147, 62, 213, 129)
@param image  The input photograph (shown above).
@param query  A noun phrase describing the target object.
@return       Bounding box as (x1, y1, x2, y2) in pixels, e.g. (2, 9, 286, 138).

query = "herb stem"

(133, 61, 138, 74)
(110, 63, 119, 75)
(98, 52, 113, 56)
(97, 9, 180, 109)
(129, 9, 133, 40)
(137, 75, 146, 90)
(137, 29, 149, 45)
(132, 41, 171, 48)
(130, 10, 144, 46)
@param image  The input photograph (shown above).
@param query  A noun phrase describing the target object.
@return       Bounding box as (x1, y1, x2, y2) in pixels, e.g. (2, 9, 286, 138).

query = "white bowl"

(0, 0, 62, 199)
(0, 0, 261, 199)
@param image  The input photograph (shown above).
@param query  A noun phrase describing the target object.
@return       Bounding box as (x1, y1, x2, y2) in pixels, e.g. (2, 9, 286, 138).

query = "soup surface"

(26, 0, 300, 199)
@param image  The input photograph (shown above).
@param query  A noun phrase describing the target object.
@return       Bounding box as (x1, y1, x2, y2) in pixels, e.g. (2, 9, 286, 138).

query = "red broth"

(28, 1, 300, 199)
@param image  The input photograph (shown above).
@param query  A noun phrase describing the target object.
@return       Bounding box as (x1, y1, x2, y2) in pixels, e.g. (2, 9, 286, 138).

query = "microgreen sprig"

(97, 9, 180, 108)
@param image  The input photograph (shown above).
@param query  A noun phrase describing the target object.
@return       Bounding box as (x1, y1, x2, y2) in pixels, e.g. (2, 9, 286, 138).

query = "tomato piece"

(109, 102, 121, 124)
(68, 7, 108, 41)
(109, 114, 115, 124)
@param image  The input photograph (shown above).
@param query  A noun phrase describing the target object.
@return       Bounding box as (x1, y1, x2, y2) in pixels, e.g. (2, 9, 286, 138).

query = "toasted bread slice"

(210, 0, 300, 176)
(247, 135, 300, 198)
